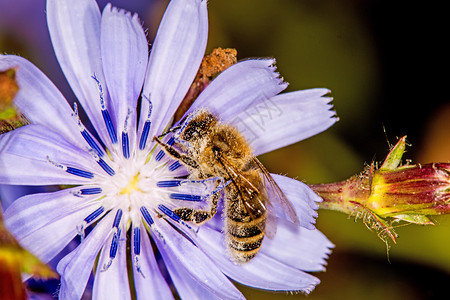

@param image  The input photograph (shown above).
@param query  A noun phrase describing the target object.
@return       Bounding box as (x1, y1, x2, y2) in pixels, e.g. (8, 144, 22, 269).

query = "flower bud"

(311, 136, 450, 242)
(0, 67, 27, 133)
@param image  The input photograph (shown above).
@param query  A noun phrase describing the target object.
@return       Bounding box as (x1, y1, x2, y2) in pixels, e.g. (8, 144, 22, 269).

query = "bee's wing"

(252, 158, 299, 226)
(217, 154, 271, 236)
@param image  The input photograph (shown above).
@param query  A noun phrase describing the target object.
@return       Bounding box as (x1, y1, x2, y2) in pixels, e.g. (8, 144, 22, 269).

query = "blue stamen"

(177, 112, 196, 136)
(66, 167, 94, 179)
(109, 229, 120, 258)
(155, 150, 165, 161)
(157, 180, 182, 188)
(101, 209, 122, 271)
(170, 193, 202, 202)
(81, 130, 104, 157)
(122, 132, 130, 159)
(140, 206, 154, 226)
(168, 161, 182, 171)
(80, 187, 103, 195)
(133, 227, 141, 256)
(97, 159, 116, 176)
(158, 204, 182, 224)
(84, 206, 105, 224)
(139, 95, 153, 150)
(113, 209, 123, 228)
(139, 121, 151, 150)
(102, 109, 118, 144)
(91, 74, 105, 107)
(92, 74, 117, 145)
(155, 137, 176, 161)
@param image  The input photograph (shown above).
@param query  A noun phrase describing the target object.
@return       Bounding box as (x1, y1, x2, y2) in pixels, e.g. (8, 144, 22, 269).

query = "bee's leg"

(179, 177, 230, 202)
(157, 110, 196, 140)
(173, 207, 212, 225)
(155, 124, 182, 139)
(157, 204, 194, 232)
(200, 178, 230, 201)
(153, 137, 199, 169)
(174, 178, 230, 225)
(174, 109, 198, 137)
(173, 192, 220, 225)
(181, 177, 229, 194)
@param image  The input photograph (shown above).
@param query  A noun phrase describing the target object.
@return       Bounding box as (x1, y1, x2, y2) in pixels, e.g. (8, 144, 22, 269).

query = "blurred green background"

(1, 0, 449, 299)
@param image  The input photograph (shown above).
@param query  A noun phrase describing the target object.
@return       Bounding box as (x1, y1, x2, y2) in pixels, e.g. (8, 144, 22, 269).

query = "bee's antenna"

(156, 124, 182, 139)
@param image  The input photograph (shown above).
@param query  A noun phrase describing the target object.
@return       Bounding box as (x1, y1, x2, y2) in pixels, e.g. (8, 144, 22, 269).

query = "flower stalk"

(172, 47, 237, 123)
(311, 136, 450, 243)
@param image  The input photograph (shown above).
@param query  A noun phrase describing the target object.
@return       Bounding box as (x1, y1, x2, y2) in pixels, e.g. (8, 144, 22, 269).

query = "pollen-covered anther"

(139, 94, 153, 150)
(121, 108, 133, 159)
(88, 149, 115, 176)
(102, 209, 123, 271)
(158, 204, 192, 229)
(46, 156, 94, 179)
(139, 206, 164, 241)
(77, 206, 105, 241)
(72, 102, 105, 157)
(133, 226, 145, 277)
(91, 74, 118, 145)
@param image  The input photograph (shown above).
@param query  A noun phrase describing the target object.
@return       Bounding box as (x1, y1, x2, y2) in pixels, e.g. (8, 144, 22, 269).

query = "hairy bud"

(311, 136, 450, 243)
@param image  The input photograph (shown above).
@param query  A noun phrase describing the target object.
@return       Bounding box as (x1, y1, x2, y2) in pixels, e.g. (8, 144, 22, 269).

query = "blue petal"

(231, 88, 337, 156)
(47, 0, 113, 147)
(195, 225, 321, 293)
(93, 222, 131, 300)
(261, 218, 334, 272)
(0, 185, 49, 210)
(57, 211, 115, 300)
(139, 0, 208, 139)
(132, 223, 174, 299)
(101, 4, 148, 154)
(4, 187, 99, 263)
(152, 218, 245, 300)
(272, 174, 322, 230)
(0, 55, 87, 150)
(184, 59, 287, 123)
(0, 125, 103, 185)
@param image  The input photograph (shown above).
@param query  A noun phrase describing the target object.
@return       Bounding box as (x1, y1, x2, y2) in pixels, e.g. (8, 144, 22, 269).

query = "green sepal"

(393, 213, 434, 225)
(380, 136, 406, 170)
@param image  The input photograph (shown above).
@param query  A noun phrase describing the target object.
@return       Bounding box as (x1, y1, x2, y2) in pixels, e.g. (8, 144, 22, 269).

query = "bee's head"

(180, 109, 217, 141)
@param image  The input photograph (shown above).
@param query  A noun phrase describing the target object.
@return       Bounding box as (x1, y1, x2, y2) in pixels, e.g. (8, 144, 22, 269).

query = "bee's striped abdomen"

(225, 186, 267, 263)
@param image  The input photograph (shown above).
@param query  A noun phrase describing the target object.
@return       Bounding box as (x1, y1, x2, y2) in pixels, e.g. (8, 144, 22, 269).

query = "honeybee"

(154, 109, 298, 263)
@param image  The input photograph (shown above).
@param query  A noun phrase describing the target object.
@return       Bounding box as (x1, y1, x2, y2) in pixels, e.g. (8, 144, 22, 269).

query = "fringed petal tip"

(298, 282, 321, 295)
(188, 58, 289, 123)
(271, 175, 325, 230)
(313, 237, 335, 272)
(243, 57, 289, 88)
(139, 0, 209, 137)
(103, 3, 141, 22)
(240, 86, 338, 155)
(295, 87, 338, 119)
(314, 88, 339, 122)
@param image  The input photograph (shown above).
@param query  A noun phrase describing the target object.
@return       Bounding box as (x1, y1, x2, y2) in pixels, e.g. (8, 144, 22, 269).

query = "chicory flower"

(0, 0, 337, 298)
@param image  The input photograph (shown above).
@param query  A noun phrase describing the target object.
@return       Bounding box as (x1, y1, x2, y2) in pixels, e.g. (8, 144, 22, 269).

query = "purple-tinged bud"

(0, 67, 27, 133)
(310, 136, 450, 243)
